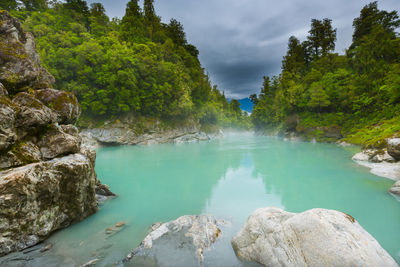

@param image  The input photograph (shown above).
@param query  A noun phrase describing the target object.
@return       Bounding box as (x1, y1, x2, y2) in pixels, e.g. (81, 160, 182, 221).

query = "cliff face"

(0, 11, 105, 256)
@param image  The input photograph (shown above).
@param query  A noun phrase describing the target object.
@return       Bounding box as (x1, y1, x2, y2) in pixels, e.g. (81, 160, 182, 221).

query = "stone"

(231, 207, 397, 267)
(370, 150, 397, 163)
(12, 92, 57, 129)
(0, 11, 54, 93)
(0, 95, 17, 152)
(35, 89, 81, 124)
(125, 215, 223, 265)
(285, 114, 300, 132)
(389, 180, 400, 196)
(388, 138, 400, 161)
(115, 221, 126, 228)
(37, 124, 81, 159)
(322, 125, 342, 139)
(80, 259, 99, 267)
(0, 82, 7, 95)
(0, 141, 41, 169)
(0, 153, 97, 256)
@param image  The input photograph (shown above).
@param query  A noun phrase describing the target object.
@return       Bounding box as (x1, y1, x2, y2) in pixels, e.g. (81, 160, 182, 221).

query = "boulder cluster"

(0, 11, 110, 256)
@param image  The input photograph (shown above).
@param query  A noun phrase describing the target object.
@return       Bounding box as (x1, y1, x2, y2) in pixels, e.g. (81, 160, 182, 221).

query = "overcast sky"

(87, 0, 399, 99)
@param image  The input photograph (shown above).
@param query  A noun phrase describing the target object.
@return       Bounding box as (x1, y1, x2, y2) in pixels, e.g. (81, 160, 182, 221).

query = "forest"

(251, 2, 400, 146)
(1, 0, 249, 129)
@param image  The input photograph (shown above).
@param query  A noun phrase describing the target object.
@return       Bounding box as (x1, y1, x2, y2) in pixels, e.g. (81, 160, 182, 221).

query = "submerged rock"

(125, 215, 224, 266)
(231, 207, 397, 267)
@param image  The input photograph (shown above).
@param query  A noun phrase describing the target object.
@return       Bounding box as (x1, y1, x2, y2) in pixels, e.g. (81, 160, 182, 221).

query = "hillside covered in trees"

(1, 0, 249, 130)
(251, 2, 400, 147)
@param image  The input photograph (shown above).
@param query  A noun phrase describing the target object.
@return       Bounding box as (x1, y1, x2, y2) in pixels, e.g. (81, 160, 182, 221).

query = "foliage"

(6, 0, 247, 129)
(251, 2, 400, 145)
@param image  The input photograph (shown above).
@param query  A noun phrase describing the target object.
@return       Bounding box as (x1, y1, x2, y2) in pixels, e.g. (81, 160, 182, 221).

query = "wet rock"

(388, 138, 400, 161)
(37, 124, 81, 159)
(39, 243, 53, 253)
(35, 89, 81, 124)
(12, 92, 57, 129)
(389, 180, 400, 196)
(80, 258, 99, 267)
(115, 222, 126, 228)
(0, 11, 54, 92)
(231, 207, 397, 267)
(125, 215, 223, 265)
(0, 153, 97, 256)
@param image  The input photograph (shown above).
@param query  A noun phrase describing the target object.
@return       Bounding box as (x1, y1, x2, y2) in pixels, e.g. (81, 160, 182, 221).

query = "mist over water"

(20, 133, 400, 266)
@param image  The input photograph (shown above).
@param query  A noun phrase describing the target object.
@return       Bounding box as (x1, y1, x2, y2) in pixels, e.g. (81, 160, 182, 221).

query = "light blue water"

(39, 133, 400, 265)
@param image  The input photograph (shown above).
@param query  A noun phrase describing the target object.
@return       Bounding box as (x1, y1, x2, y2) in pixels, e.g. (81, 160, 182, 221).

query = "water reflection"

(1, 134, 399, 266)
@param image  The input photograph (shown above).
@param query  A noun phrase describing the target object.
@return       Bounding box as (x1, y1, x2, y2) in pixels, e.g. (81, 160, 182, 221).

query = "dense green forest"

(251, 2, 400, 147)
(1, 0, 249, 129)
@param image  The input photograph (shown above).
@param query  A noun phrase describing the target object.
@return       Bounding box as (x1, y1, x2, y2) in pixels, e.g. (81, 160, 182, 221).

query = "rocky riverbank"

(79, 117, 224, 149)
(0, 11, 113, 256)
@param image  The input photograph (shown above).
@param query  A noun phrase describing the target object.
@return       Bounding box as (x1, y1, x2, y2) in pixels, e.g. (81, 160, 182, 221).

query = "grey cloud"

(88, 0, 399, 98)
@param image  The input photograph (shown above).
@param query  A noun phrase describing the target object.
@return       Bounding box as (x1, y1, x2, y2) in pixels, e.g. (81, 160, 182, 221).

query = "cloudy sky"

(87, 0, 399, 99)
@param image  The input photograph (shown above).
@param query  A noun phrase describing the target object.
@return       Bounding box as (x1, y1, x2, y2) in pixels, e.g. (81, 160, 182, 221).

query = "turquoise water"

(37, 133, 400, 265)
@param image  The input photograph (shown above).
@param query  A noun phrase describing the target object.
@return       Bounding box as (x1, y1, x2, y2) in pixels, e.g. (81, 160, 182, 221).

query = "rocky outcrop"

(231, 207, 398, 267)
(80, 119, 217, 149)
(352, 140, 400, 196)
(389, 180, 400, 196)
(0, 11, 54, 92)
(0, 11, 112, 256)
(0, 153, 97, 256)
(388, 138, 400, 161)
(125, 215, 224, 265)
(283, 114, 342, 142)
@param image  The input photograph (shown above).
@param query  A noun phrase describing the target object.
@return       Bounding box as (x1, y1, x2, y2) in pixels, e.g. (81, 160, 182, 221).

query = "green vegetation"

(3, 0, 248, 130)
(251, 2, 400, 147)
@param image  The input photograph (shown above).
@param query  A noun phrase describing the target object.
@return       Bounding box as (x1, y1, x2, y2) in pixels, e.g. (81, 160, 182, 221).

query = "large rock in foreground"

(0, 152, 97, 256)
(125, 215, 224, 266)
(231, 207, 397, 267)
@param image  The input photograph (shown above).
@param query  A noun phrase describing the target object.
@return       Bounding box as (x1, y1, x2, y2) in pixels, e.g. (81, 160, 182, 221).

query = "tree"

(167, 19, 187, 46)
(120, 0, 144, 43)
(282, 36, 306, 74)
(20, 0, 48, 11)
(0, 0, 18, 11)
(89, 3, 109, 36)
(350, 1, 400, 50)
(307, 18, 336, 58)
(308, 82, 331, 110)
(143, 0, 161, 40)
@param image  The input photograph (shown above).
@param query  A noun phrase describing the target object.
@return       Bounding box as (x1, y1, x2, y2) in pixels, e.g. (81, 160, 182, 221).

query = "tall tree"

(307, 18, 337, 58)
(0, 0, 18, 11)
(20, 0, 48, 11)
(143, 0, 161, 41)
(282, 36, 306, 74)
(350, 1, 400, 50)
(167, 19, 187, 47)
(120, 0, 144, 43)
(89, 3, 109, 36)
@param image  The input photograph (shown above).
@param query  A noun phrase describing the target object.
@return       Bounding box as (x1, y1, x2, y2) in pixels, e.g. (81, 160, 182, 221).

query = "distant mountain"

(238, 98, 254, 113)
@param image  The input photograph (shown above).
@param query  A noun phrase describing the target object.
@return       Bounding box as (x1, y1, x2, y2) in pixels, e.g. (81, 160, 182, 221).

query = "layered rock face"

(0, 11, 106, 256)
(231, 207, 398, 267)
